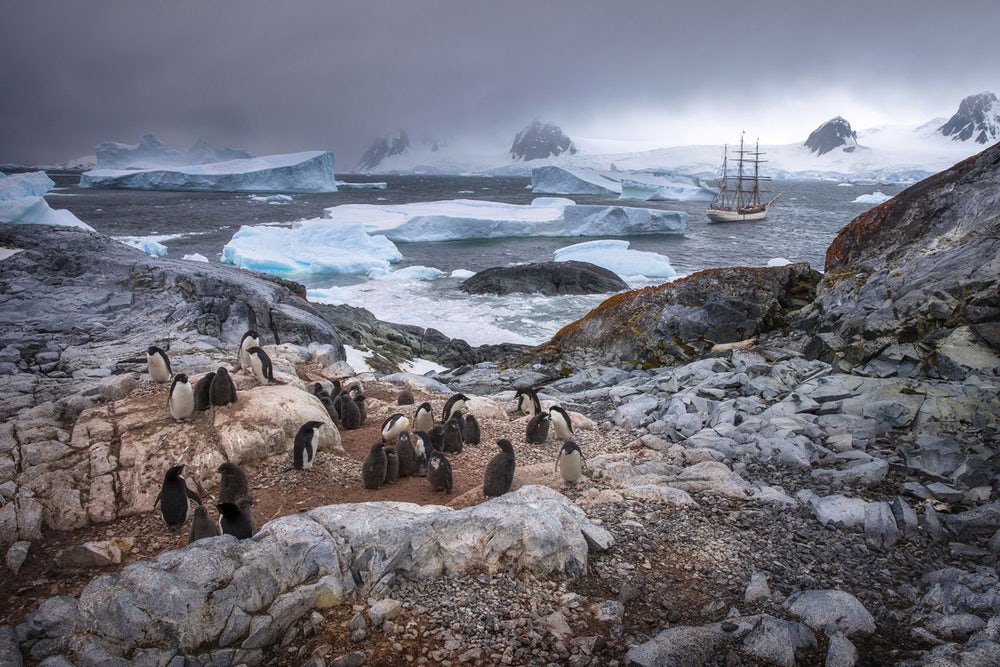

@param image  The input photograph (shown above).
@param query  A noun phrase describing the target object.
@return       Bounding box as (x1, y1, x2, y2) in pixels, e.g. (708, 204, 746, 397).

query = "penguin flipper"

(153, 490, 162, 509)
(186, 487, 202, 505)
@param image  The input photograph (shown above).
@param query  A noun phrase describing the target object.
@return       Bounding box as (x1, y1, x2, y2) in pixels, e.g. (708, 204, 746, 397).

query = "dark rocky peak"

(938, 91, 1000, 144)
(804, 117, 860, 156)
(355, 130, 411, 172)
(510, 121, 576, 161)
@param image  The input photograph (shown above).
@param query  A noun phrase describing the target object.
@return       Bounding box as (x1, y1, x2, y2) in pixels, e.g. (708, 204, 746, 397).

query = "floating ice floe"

(249, 194, 293, 204)
(529, 165, 716, 202)
(115, 236, 169, 257)
(183, 253, 210, 263)
(554, 240, 677, 279)
(852, 191, 892, 204)
(0, 171, 94, 230)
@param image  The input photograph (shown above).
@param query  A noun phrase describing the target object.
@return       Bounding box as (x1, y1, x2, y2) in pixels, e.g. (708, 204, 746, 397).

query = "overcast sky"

(2, 0, 997, 168)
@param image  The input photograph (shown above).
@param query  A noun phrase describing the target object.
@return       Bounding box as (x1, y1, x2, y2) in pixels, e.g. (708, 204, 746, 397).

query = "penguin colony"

(146, 332, 590, 540)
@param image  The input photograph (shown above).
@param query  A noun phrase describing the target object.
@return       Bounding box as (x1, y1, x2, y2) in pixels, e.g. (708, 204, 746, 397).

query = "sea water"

(44, 174, 901, 346)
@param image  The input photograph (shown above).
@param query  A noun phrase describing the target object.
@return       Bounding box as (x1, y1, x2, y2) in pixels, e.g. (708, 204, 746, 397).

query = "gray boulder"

(459, 260, 627, 296)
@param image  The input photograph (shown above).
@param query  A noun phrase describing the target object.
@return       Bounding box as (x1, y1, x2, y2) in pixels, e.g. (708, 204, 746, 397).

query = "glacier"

(79, 151, 338, 192)
(0, 171, 94, 230)
(530, 165, 716, 202)
(554, 240, 677, 279)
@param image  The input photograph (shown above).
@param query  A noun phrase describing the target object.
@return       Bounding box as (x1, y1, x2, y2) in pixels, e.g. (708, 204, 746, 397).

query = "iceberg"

(618, 175, 716, 202)
(80, 151, 337, 192)
(531, 165, 715, 202)
(221, 220, 402, 276)
(323, 197, 686, 242)
(852, 191, 892, 204)
(95, 133, 253, 169)
(115, 236, 169, 257)
(531, 165, 622, 195)
(554, 240, 677, 279)
(0, 171, 94, 230)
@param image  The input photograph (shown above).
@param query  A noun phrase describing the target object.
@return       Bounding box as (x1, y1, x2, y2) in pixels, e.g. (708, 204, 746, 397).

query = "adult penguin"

(384, 446, 400, 484)
(292, 420, 324, 470)
(339, 391, 362, 430)
(146, 345, 172, 383)
(549, 405, 574, 440)
(413, 402, 435, 433)
(361, 442, 387, 489)
(238, 330, 260, 372)
(441, 393, 468, 424)
(395, 431, 418, 477)
(483, 439, 516, 497)
(380, 413, 410, 443)
(462, 413, 481, 446)
(218, 497, 256, 539)
(217, 462, 249, 504)
(525, 411, 551, 444)
(247, 346, 281, 384)
(168, 373, 195, 422)
(427, 445, 453, 494)
(193, 371, 216, 412)
(515, 386, 541, 416)
(210, 367, 238, 406)
(442, 416, 464, 454)
(188, 505, 220, 543)
(154, 464, 201, 530)
(555, 441, 586, 485)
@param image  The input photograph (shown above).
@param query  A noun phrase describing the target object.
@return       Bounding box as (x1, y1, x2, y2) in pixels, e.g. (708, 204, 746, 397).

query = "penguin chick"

(442, 416, 464, 454)
(217, 461, 249, 504)
(353, 392, 367, 425)
(395, 432, 417, 477)
(210, 367, 238, 406)
(412, 431, 431, 476)
(483, 439, 516, 497)
(384, 446, 399, 484)
(188, 504, 220, 543)
(555, 441, 586, 485)
(525, 411, 550, 444)
(397, 388, 415, 405)
(427, 448, 453, 494)
(339, 391, 362, 430)
(218, 497, 256, 539)
(462, 413, 481, 446)
(147, 345, 172, 383)
(154, 464, 201, 530)
(549, 405, 574, 440)
(193, 371, 216, 412)
(362, 442, 387, 489)
(168, 373, 195, 422)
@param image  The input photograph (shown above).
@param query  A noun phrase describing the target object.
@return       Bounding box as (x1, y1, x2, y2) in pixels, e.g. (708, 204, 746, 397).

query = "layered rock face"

(801, 142, 1000, 378)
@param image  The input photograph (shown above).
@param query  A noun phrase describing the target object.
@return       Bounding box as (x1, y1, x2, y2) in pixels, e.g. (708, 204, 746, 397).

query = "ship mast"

(751, 138, 761, 207)
(735, 133, 745, 209)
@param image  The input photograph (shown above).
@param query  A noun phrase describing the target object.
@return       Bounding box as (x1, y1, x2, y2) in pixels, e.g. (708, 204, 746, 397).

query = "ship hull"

(705, 206, 769, 223)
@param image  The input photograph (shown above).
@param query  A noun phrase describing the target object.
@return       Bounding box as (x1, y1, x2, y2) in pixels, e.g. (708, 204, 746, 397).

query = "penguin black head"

(242, 329, 259, 342)
(497, 439, 515, 455)
(148, 345, 164, 356)
(174, 373, 189, 384)
(216, 367, 231, 378)
(304, 419, 324, 430)
(217, 462, 242, 475)
(165, 464, 185, 480)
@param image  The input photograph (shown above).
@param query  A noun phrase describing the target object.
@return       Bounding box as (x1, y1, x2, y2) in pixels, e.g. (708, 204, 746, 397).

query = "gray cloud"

(1, 0, 996, 168)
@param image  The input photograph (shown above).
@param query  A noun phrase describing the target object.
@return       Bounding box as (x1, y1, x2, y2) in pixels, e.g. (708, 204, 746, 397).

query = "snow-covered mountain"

(509, 120, 576, 161)
(804, 117, 860, 156)
(937, 92, 1000, 144)
(94, 133, 254, 170)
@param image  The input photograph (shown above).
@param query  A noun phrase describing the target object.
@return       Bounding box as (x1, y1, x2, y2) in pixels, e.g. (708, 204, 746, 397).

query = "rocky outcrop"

(938, 92, 1000, 144)
(459, 260, 628, 296)
(510, 121, 576, 161)
(355, 130, 411, 172)
(548, 263, 820, 369)
(804, 116, 860, 156)
(800, 142, 1000, 378)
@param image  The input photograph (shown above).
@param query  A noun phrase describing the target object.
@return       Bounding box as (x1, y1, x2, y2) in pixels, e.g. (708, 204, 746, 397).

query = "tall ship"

(706, 134, 780, 222)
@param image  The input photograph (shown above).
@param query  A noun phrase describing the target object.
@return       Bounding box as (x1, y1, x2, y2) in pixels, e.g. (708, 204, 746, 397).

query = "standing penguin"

(462, 413, 481, 446)
(247, 346, 281, 384)
(395, 432, 417, 477)
(525, 411, 551, 444)
(483, 439, 516, 497)
(154, 464, 201, 530)
(188, 504, 220, 543)
(193, 371, 216, 412)
(319, 394, 340, 427)
(441, 393, 468, 423)
(352, 392, 368, 426)
(339, 391, 362, 430)
(549, 405, 574, 440)
(292, 420, 324, 470)
(555, 441, 586, 485)
(412, 431, 431, 476)
(217, 462, 249, 504)
(168, 373, 195, 422)
(361, 442, 388, 489)
(413, 402, 435, 433)
(210, 367, 238, 406)
(427, 446, 453, 494)
(147, 345, 172, 383)
(429, 423, 446, 452)
(218, 497, 256, 539)
(442, 416, 464, 454)
(384, 446, 400, 484)
(381, 413, 410, 443)
(238, 330, 260, 371)
(515, 386, 542, 416)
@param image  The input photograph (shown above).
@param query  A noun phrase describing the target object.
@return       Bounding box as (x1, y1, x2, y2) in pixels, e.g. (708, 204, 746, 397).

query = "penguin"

(339, 391, 362, 430)
(413, 401, 435, 433)
(361, 441, 387, 489)
(292, 420, 323, 470)
(384, 446, 400, 484)
(168, 373, 195, 422)
(441, 393, 468, 423)
(555, 441, 586, 485)
(238, 330, 260, 371)
(188, 504, 220, 543)
(397, 388, 415, 405)
(210, 367, 238, 406)
(193, 371, 216, 412)
(319, 394, 340, 427)
(218, 497, 256, 539)
(442, 416, 464, 454)
(525, 411, 551, 444)
(246, 346, 281, 384)
(312, 382, 330, 400)
(381, 413, 410, 443)
(429, 423, 446, 453)
(515, 386, 542, 416)
(483, 439, 516, 497)
(427, 446, 453, 494)
(154, 464, 201, 530)
(217, 462, 249, 504)
(462, 413, 481, 446)
(147, 345, 172, 383)
(353, 392, 367, 426)
(549, 405, 574, 440)
(395, 431, 418, 477)
(412, 431, 431, 476)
